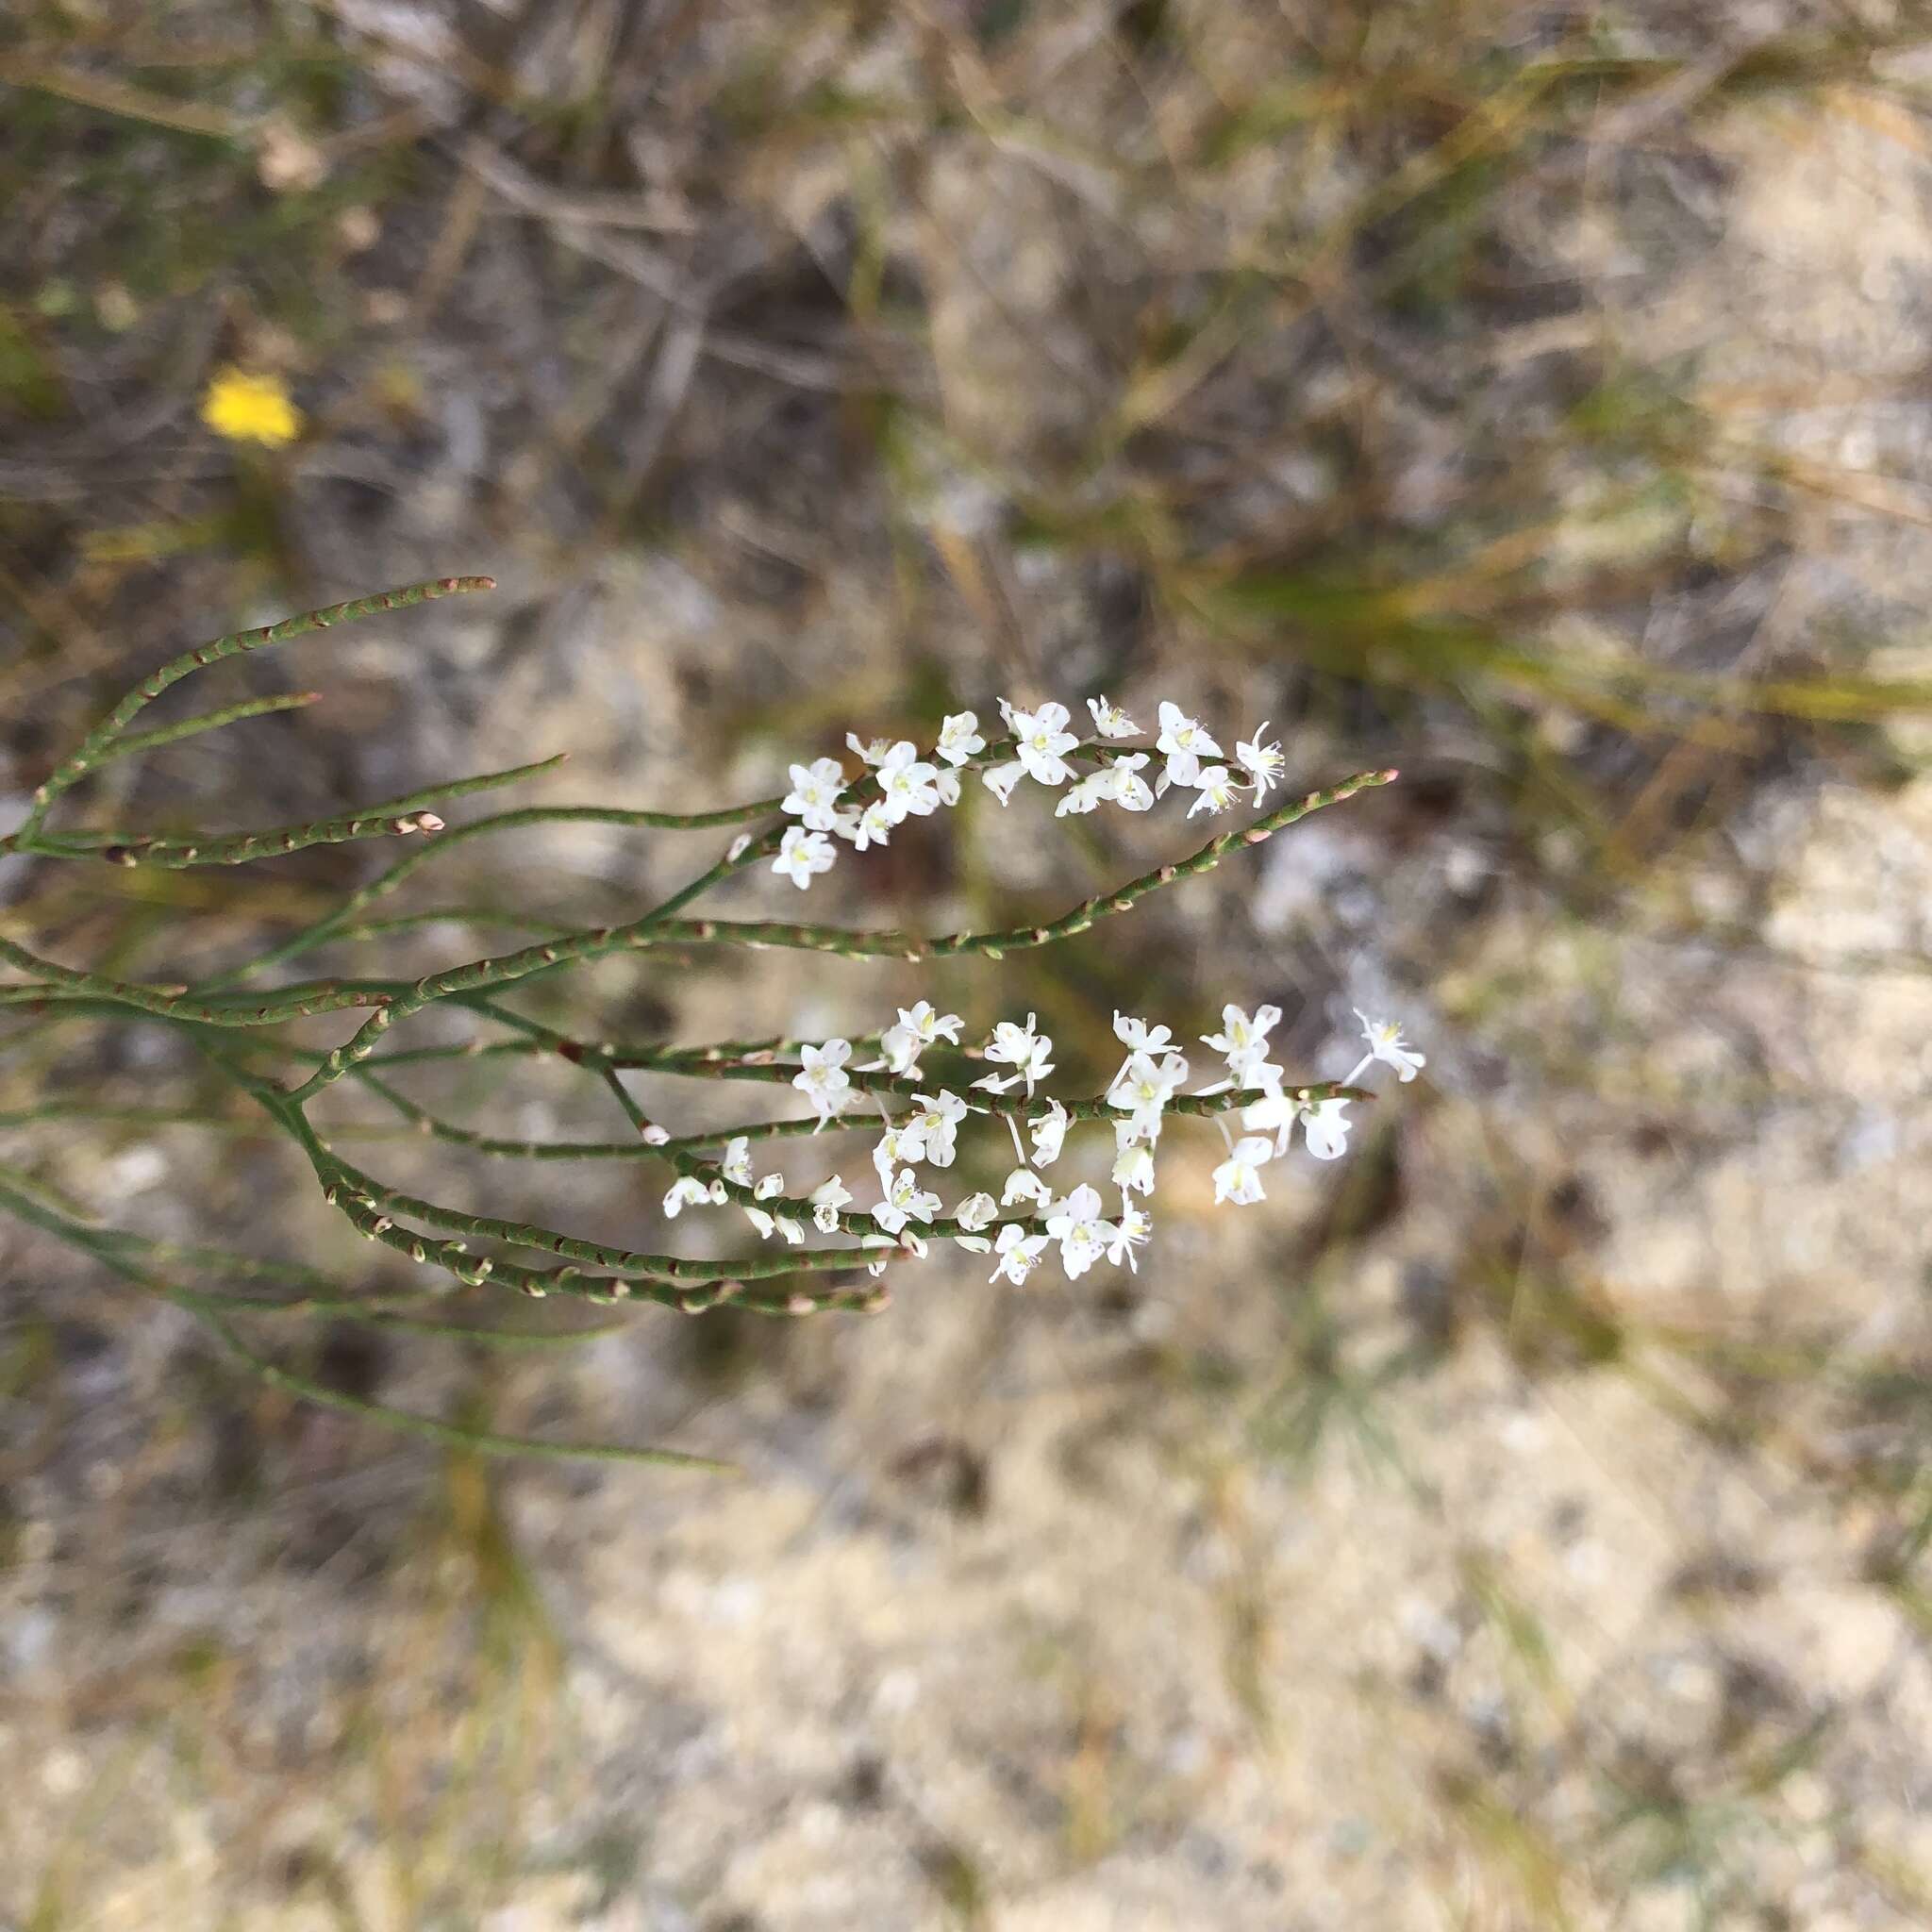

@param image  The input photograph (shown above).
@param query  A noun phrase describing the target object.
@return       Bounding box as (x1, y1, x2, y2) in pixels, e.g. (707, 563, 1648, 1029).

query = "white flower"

(874, 1001, 962, 1078)
(899, 1169, 941, 1221)
(1001, 1167, 1053, 1208)
(873, 1121, 924, 1184)
(1107, 1202, 1151, 1271)
(1114, 1011, 1174, 1056)
(1201, 1003, 1283, 1091)
(876, 741, 942, 821)
(1303, 1097, 1352, 1161)
(662, 1176, 714, 1217)
(934, 769, 961, 808)
(782, 758, 848, 832)
(1108, 1050, 1189, 1138)
(720, 1137, 754, 1187)
(990, 1223, 1050, 1285)
(1235, 721, 1284, 803)
(840, 797, 895, 851)
(908, 1090, 971, 1167)
(1007, 701, 1079, 787)
(1045, 1183, 1114, 1279)
(872, 1167, 940, 1236)
(1212, 1135, 1274, 1205)
(1112, 1133, 1156, 1197)
(1241, 1083, 1300, 1157)
(936, 711, 985, 766)
(955, 1235, 993, 1255)
(1350, 1011, 1426, 1084)
(981, 760, 1028, 806)
(725, 832, 753, 862)
(915, 1002, 965, 1047)
(1054, 773, 1110, 817)
(1105, 753, 1155, 812)
(773, 824, 835, 889)
(955, 1191, 999, 1232)
(744, 1207, 806, 1243)
(846, 732, 894, 767)
(1088, 695, 1140, 739)
(1111, 1012, 1174, 1089)
(861, 1234, 896, 1276)
(979, 1012, 1054, 1096)
(792, 1040, 853, 1127)
(1156, 701, 1222, 790)
(809, 1174, 853, 1232)
(1187, 765, 1241, 816)
(754, 1172, 785, 1200)
(1028, 1097, 1071, 1166)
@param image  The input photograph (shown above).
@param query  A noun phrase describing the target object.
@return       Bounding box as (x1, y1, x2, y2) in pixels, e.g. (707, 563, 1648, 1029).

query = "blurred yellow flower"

(200, 367, 303, 447)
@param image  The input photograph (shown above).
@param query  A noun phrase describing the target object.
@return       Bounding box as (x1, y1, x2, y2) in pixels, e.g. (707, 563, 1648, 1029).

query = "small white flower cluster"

(1209, 1007, 1425, 1205)
(771, 697, 1288, 889)
(984, 699, 1284, 822)
(659, 1001, 1424, 1291)
(771, 723, 974, 888)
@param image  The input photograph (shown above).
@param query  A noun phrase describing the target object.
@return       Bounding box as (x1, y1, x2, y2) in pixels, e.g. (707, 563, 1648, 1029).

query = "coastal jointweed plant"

(0, 577, 1420, 1464)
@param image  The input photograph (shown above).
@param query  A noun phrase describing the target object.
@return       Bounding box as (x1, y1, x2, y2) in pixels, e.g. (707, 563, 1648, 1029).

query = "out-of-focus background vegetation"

(7, 2, 1932, 1925)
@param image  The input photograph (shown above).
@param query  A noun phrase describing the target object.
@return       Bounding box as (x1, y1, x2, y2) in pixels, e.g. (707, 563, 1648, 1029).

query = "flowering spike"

(4, 584, 1419, 1324)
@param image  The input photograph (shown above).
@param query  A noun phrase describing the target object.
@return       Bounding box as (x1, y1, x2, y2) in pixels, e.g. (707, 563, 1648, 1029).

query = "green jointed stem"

(594, 1062, 654, 1137)
(322, 1166, 887, 1314)
(93, 691, 325, 766)
(327, 1153, 885, 1286)
(0, 937, 395, 1026)
(15, 576, 496, 845)
(363, 1038, 547, 1070)
(208, 729, 1103, 991)
(641, 768, 1401, 964)
(359, 1020, 887, 1076)
(75, 754, 569, 871)
(655, 1027, 890, 1066)
(221, 1059, 885, 1299)
(204, 805, 778, 988)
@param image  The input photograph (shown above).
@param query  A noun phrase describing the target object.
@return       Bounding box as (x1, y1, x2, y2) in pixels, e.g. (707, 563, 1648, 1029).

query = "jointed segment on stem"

(77, 754, 568, 870)
(0, 937, 394, 1026)
(94, 691, 325, 766)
